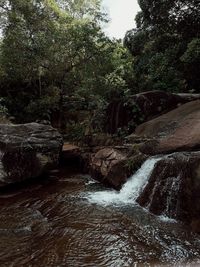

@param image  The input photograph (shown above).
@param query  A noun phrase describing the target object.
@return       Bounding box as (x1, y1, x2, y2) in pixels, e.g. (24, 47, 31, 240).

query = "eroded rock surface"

(0, 123, 63, 186)
(106, 91, 200, 134)
(89, 147, 147, 189)
(136, 100, 200, 154)
(137, 152, 200, 222)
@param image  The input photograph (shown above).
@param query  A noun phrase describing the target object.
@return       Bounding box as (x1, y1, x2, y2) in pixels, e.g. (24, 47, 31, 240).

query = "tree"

(124, 0, 200, 93)
(57, 0, 104, 21)
(0, 0, 115, 121)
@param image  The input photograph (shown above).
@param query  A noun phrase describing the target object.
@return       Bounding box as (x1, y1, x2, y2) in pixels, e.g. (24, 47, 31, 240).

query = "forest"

(0, 1, 200, 266)
(0, 0, 199, 138)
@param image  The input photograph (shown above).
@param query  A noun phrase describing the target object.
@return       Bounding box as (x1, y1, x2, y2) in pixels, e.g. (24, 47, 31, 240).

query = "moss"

(125, 153, 148, 175)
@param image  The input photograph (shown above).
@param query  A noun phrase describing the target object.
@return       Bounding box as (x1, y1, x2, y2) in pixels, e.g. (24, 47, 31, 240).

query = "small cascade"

(136, 153, 196, 222)
(86, 157, 161, 206)
(142, 173, 183, 219)
(165, 175, 182, 218)
(87, 152, 196, 223)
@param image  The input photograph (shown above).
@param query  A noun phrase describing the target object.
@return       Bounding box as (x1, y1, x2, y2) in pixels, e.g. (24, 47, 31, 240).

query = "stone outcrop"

(57, 92, 200, 227)
(106, 91, 200, 134)
(61, 143, 81, 162)
(89, 148, 126, 189)
(0, 123, 63, 186)
(132, 100, 200, 224)
(137, 152, 200, 223)
(89, 147, 147, 189)
(136, 100, 200, 155)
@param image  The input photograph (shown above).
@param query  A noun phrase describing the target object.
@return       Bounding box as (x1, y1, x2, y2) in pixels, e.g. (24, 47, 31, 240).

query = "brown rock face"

(137, 152, 200, 222)
(106, 91, 200, 134)
(136, 100, 200, 154)
(89, 147, 147, 189)
(190, 219, 200, 234)
(61, 143, 81, 163)
(0, 123, 63, 186)
(89, 148, 127, 189)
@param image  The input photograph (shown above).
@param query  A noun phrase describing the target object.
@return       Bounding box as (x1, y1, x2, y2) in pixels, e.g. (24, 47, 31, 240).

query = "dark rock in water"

(136, 100, 200, 155)
(106, 91, 200, 134)
(190, 219, 200, 234)
(61, 143, 80, 160)
(137, 152, 200, 222)
(89, 148, 126, 189)
(89, 147, 147, 189)
(0, 123, 63, 186)
(60, 143, 85, 169)
(132, 99, 200, 224)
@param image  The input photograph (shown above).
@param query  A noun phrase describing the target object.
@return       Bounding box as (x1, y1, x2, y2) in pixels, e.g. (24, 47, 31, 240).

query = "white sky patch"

(102, 0, 140, 39)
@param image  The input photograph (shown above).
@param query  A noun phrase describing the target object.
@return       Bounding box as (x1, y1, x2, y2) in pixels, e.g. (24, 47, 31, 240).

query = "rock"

(190, 219, 200, 234)
(60, 143, 85, 168)
(106, 91, 200, 134)
(125, 133, 151, 144)
(35, 120, 51, 125)
(62, 143, 80, 159)
(89, 147, 147, 189)
(136, 100, 200, 154)
(137, 152, 200, 222)
(0, 123, 63, 186)
(177, 93, 200, 102)
(89, 148, 126, 189)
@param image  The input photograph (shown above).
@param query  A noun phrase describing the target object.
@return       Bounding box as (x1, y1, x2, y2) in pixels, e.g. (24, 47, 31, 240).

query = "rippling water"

(0, 167, 199, 267)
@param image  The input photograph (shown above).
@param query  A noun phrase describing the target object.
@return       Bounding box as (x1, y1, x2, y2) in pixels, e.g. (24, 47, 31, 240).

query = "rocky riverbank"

(0, 91, 199, 231)
(0, 123, 63, 186)
(61, 96, 200, 229)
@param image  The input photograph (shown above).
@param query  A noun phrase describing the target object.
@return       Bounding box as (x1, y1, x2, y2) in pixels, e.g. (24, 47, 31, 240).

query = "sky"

(102, 0, 140, 39)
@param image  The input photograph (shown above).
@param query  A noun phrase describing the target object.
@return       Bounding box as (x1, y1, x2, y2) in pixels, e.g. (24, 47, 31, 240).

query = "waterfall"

(86, 157, 161, 206)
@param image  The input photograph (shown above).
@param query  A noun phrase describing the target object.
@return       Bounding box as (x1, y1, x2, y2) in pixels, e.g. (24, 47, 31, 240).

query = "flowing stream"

(0, 162, 199, 267)
(86, 157, 161, 206)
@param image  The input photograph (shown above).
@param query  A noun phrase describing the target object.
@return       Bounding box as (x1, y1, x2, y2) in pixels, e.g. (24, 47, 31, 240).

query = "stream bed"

(0, 167, 199, 267)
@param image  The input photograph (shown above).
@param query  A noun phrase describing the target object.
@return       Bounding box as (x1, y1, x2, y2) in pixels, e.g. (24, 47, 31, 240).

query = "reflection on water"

(0, 167, 199, 267)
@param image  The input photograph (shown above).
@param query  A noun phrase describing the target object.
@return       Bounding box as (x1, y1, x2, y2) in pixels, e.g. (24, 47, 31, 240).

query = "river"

(0, 165, 199, 267)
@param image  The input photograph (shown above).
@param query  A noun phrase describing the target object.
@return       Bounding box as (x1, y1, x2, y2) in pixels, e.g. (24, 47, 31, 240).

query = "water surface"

(0, 167, 199, 267)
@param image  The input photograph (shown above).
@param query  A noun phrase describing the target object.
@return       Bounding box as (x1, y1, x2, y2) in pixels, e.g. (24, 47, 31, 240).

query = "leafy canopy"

(0, 0, 133, 122)
(124, 0, 200, 93)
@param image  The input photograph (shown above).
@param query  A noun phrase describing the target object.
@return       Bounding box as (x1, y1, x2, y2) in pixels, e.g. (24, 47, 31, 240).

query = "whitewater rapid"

(86, 157, 161, 206)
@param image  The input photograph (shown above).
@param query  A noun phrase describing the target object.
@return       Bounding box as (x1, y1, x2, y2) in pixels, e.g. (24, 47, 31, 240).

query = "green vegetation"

(0, 0, 199, 137)
(124, 0, 200, 93)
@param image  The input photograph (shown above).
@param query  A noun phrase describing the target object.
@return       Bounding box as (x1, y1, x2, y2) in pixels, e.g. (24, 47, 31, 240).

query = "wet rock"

(60, 143, 88, 170)
(0, 123, 63, 186)
(89, 147, 147, 189)
(137, 152, 200, 222)
(136, 100, 200, 155)
(190, 219, 200, 234)
(106, 91, 200, 134)
(89, 148, 126, 189)
(61, 143, 80, 160)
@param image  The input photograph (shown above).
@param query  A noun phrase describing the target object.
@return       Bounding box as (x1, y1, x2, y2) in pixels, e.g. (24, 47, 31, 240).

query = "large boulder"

(137, 152, 200, 223)
(106, 91, 200, 134)
(61, 143, 81, 162)
(136, 100, 200, 154)
(60, 143, 89, 170)
(0, 123, 63, 186)
(89, 147, 147, 189)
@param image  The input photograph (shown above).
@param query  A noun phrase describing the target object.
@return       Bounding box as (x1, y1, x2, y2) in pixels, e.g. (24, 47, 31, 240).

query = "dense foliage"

(0, 0, 199, 139)
(124, 0, 200, 93)
(0, 0, 132, 124)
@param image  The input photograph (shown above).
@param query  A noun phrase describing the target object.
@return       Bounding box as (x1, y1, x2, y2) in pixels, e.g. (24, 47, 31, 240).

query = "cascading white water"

(86, 157, 161, 206)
